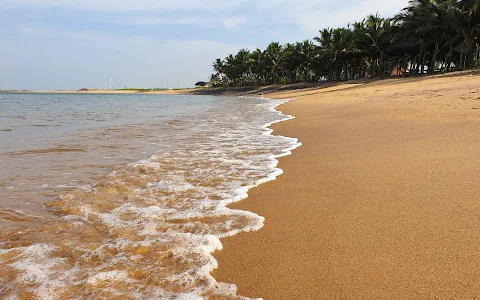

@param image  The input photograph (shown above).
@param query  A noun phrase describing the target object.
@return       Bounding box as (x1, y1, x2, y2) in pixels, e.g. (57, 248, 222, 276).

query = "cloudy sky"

(0, 0, 409, 90)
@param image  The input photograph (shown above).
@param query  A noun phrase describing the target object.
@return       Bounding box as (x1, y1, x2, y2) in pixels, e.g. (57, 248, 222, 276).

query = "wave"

(0, 97, 300, 299)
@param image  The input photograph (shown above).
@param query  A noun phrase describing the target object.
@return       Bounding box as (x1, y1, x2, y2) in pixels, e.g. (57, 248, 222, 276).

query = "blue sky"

(0, 0, 409, 90)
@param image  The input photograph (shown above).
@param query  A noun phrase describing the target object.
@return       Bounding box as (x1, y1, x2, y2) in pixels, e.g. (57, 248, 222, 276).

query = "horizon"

(0, 0, 409, 90)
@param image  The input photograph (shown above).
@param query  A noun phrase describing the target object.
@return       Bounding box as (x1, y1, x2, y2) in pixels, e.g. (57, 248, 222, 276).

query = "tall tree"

(210, 1, 480, 87)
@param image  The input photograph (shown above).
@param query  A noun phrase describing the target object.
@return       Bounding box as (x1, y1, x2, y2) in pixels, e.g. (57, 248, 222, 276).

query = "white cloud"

(113, 15, 247, 29)
(19, 26, 247, 55)
(3, 0, 251, 29)
(221, 16, 248, 29)
(103, 1, 410, 33)
(6, 26, 250, 89)
(4, 0, 411, 31)
(1, 0, 414, 89)
(2, 0, 243, 12)
(123, 16, 198, 25)
(3, 0, 409, 20)
(20, 27, 154, 48)
(297, 0, 410, 30)
(255, 0, 332, 11)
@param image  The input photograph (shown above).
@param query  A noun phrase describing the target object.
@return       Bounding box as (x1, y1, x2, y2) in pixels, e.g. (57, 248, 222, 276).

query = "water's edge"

(212, 97, 302, 299)
(0, 96, 302, 299)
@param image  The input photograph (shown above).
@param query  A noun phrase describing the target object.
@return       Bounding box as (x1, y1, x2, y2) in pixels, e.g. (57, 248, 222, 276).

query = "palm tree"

(362, 14, 394, 77)
(264, 42, 284, 84)
(281, 43, 299, 83)
(235, 49, 251, 86)
(212, 58, 225, 83)
(314, 28, 333, 48)
(295, 40, 318, 82)
(210, 1, 480, 87)
(249, 49, 266, 85)
(395, 0, 450, 73)
(441, 0, 480, 68)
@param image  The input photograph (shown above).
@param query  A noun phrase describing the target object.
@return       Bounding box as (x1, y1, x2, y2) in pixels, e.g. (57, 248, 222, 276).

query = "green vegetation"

(211, 0, 480, 86)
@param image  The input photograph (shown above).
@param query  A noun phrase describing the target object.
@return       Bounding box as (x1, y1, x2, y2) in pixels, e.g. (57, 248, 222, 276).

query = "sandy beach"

(213, 73, 480, 299)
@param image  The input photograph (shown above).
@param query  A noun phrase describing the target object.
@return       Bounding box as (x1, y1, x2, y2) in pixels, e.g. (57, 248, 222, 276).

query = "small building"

(195, 81, 211, 87)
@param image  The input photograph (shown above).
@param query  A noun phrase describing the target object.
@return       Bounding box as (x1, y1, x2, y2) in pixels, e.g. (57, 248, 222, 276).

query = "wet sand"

(214, 74, 480, 299)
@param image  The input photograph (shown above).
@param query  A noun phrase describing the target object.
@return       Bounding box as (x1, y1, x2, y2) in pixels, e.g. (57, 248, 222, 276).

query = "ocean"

(0, 93, 300, 299)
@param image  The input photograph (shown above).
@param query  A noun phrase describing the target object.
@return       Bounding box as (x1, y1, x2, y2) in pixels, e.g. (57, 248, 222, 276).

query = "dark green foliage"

(211, 0, 480, 86)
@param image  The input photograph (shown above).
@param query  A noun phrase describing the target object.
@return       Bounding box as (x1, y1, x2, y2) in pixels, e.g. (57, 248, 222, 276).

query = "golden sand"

(213, 74, 480, 299)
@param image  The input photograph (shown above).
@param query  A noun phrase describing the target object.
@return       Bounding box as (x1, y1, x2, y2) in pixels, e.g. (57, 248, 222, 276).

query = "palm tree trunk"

(476, 45, 480, 68)
(444, 48, 452, 73)
(335, 64, 341, 81)
(466, 51, 474, 69)
(422, 51, 430, 74)
(430, 43, 440, 74)
(419, 39, 425, 75)
(379, 53, 385, 78)
(371, 59, 375, 77)
(412, 53, 420, 75)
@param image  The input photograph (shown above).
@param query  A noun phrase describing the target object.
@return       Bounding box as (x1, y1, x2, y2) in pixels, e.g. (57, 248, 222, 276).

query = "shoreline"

(2, 70, 479, 97)
(213, 73, 480, 299)
(0, 93, 302, 298)
(3, 71, 480, 297)
(0, 89, 186, 95)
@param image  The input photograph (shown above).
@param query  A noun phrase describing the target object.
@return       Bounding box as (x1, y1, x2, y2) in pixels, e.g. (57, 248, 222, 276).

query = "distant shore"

(3, 70, 478, 98)
(0, 89, 187, 95)
(213, 71, 480, 299)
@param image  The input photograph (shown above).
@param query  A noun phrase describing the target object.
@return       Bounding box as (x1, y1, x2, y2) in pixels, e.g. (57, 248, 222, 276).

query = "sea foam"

(0, 97, 301, 299)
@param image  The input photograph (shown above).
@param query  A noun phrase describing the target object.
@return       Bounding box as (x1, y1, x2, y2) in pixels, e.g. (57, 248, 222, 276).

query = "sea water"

(0, 93, 300, 299)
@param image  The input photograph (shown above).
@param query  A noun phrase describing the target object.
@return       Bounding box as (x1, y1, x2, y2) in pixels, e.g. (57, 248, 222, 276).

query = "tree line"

(210, 0, 480, 86)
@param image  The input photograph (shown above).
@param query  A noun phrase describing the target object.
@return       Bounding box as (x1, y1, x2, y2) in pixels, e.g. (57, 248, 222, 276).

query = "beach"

(2, 73, 480, 298)
(213, 73, 480, 299)
(0, 93, 300, 298)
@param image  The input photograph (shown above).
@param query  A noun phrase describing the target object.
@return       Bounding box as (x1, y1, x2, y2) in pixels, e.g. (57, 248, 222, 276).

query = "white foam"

(86, 270, 129, 286)
(1, 96, 300, 300)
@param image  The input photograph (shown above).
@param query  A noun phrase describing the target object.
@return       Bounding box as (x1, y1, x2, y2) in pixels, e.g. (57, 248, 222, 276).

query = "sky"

(0, 0, 410, 90)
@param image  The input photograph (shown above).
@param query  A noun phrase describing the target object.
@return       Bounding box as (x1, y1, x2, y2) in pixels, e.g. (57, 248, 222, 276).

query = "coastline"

(0, 93, 302, 298)
(3, 71, 480, 297)
(213, 73, 480, 299)
(0, 89, 186, 95)
(2, 70, 478, 97)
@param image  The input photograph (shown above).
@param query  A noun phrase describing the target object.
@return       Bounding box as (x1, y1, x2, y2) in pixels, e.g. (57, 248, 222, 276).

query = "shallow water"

(0, 93, 300, 299)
